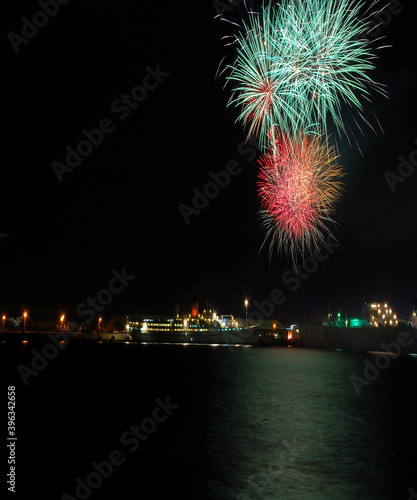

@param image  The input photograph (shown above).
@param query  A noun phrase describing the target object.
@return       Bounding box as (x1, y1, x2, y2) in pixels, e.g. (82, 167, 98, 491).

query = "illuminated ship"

(126, 303, 280, 345)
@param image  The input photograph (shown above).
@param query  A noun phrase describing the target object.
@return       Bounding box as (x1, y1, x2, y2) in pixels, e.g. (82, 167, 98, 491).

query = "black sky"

(1, 0, 417, 325)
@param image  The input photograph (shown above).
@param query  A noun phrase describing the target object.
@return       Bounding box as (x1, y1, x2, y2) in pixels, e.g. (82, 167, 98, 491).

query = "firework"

(227, 0, 385, 149)
(258, 132, 344, 262)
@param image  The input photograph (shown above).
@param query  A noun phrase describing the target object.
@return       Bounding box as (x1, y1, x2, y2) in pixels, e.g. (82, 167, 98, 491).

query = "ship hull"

(129, 329, 281, 345)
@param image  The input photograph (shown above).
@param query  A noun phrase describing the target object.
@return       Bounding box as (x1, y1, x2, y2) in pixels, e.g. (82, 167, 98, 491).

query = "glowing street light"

(245, 299, 249, 327)
(2, 315, 5, 331)
(23, 312, 27, 332)
(98, 317, 102, 332)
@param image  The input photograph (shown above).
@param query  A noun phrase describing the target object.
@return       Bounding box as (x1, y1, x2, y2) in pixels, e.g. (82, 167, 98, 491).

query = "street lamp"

(23, 312, 27, 332)
(245, 299, 248, 327)
(2, 315, 5, 331)
(98, 317, 102, 332)
(60, 314, 65, 331)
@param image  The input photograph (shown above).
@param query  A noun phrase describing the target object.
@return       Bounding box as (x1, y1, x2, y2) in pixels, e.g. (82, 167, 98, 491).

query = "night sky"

(2, 0, 417, 325)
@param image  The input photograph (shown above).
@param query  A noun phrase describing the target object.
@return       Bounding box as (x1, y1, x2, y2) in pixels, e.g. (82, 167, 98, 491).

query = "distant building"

(324, 312, 348, 327)
(367, 302, 399, 327)
(254, 319, 286, 339)
(349, 318, 370, 328)
(323, 313, 370, 328)
(287, 324, 300, 341)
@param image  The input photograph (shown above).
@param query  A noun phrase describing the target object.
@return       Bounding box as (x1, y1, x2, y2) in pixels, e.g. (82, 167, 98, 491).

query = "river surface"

(2, 340, 417, 499)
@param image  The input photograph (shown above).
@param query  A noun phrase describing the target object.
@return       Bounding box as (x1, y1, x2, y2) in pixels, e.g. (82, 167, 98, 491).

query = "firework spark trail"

(226, 0, 386, 150)
(258, 131, 344, 263)
(217, 0, 385, 263)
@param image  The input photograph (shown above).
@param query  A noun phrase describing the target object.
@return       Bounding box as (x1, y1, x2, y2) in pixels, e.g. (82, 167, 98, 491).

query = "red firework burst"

(258, 132, 344, 261)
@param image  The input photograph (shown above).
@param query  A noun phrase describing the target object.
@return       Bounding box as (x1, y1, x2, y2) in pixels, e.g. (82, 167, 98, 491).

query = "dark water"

(2, 340, 417, 499)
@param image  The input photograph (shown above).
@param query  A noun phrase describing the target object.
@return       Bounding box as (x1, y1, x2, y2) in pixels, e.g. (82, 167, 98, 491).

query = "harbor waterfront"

(2, 303, 417, 498)
(2, 325, 417, 356)
(3, 300, 416, 352)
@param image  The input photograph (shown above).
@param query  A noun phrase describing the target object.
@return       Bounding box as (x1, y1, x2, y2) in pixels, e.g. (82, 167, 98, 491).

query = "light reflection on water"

(162, 347, 417, 499)
(2, 342, 417, 499)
